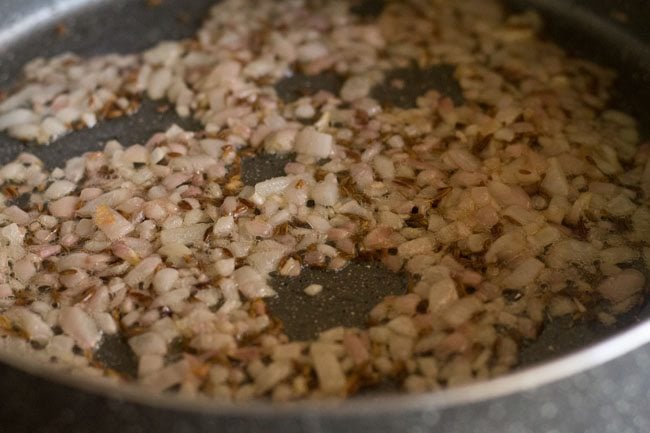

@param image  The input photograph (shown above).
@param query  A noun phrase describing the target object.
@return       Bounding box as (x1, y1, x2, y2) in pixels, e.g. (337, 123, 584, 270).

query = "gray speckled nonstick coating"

(372, 65, 464, 108)
(267, 262, 408, 341)
(275, 65, 464, 108)
(241, 153, 295, 186)
(275, 71, 345, 104)
(1, 0, 650, 414)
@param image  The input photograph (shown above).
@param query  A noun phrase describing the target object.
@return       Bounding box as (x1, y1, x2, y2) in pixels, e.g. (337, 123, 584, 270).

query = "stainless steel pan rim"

(1, 318, 649, 416)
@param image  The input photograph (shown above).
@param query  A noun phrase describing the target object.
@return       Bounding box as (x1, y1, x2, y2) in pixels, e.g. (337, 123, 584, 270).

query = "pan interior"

(0, 0, 649, 397)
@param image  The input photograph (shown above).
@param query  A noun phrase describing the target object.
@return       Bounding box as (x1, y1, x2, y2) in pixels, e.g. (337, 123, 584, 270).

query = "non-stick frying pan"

(0, 0, 649, 432)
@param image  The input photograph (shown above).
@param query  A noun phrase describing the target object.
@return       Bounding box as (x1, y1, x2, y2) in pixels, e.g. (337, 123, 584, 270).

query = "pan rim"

(0, 317, 649, 416)
(0, 0, 104, 49)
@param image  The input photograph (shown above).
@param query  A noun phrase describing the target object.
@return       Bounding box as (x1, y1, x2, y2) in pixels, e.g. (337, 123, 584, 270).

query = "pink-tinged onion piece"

(233, 266, 276, 298)
(152, 267, 179, 294)
(4, 307, 53, 344)
(311, 174, 339, 206)
(310, 343, 346, 396)
(44, 180, 76, 200)
(541, 157, 569, 197)
(93, 204, 134, 241)
(340, 75, 371, 102)
(597, 269, 645, 303)
(128, 332, 167, 357)
(58, 305, 101, 349)
(398, 237, 434, 257)
(343, 332, 369, 366)
(427, 278, 459, 314)
(254, 362, 293, 395)
(1, 223, 25, 260)
(77, 189, 132, 216)
(48, 196, 79, 219)
(12, 256, 36, 283)
(3, 205, 30, 225)
(247, 246, 288, 275)
(501, 258, 545, 289)
(442, 297, 484, 328)
(254, 176, 293, 202)
(294, 127, 333, 158)
(363, 226, 395, 250)
(160, 223, 211, 246)
(124, 255, 162, 288)
(140, 359, 190, 393)
(111, 241, 141, 265)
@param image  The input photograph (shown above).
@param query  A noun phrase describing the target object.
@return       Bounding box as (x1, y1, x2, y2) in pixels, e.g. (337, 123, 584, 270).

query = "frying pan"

(1, 0, 650, 432)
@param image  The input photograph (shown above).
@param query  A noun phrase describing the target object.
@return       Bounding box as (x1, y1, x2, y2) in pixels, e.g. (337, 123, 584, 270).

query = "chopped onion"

(124, 256, 162, 288)
(310, 343, 346, 395)
(160, 223, 211, 246)
(233, 266, 276, 298)
(44, 180, 76, 200)
(597, 269, 645, 303)
(94, 204, 134, 241)
(58, 305, 101, 349)
(294, 127, 333, 158)
(4, 307, 53, 344)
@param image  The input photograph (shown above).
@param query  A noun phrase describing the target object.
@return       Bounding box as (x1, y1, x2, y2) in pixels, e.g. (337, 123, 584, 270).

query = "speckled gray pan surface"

(0, 0, 650, 432)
